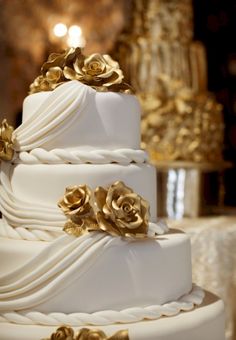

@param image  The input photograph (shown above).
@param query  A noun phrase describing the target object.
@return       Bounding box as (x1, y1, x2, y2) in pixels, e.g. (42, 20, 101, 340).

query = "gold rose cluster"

(0, 119, 15, 162)
(58, 181, 150, 239)
(43, 326, 129, 340)
(29, 47, 133, 94)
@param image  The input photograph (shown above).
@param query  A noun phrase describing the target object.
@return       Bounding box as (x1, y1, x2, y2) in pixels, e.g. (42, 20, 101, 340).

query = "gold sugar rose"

(30, 47, 133, 94)
(58, 185, 98, 237)
(43, 326, 129, 340)
(64, 53, 123, 89)
(58, 181, 150, 239)
(95, 181, 150, 238)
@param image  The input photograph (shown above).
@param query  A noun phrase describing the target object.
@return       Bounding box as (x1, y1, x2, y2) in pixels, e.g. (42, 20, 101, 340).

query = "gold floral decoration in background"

(30, 47, 133, 95)
(0, 119, 15, 161)
(42, 326, 129, 340)
(58, 181, 150, 239)
(140, 75, 224, 163)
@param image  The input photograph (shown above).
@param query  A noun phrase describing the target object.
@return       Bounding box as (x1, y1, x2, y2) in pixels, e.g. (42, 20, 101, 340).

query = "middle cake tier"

(8, 162, 157, 221)
(0, 230, 192, 313)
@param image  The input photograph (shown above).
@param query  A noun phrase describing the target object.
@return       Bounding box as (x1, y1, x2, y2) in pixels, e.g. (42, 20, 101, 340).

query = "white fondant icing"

(0, 218, 59, 241)
(0, 285, 204, 326)
(14, 81, 93, 152)
(0, 231, 192, 314)
(9, 163, 156, 215)
(2, 162, 156, 230)
(0, 76, 226, 340)
(20, 81, 141, 151)
(0, 292, 225, 340)
(0, 161, 157, 240)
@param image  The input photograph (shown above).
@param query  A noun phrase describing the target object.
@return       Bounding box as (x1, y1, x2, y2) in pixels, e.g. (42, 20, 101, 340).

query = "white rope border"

(0, 219, 60, 241)
(0, 285, 204, 326)
(14, 148, 148, 165)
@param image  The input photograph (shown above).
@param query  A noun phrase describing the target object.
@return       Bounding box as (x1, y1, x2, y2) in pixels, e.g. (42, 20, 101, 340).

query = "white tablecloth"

(169, 216, 236, 340)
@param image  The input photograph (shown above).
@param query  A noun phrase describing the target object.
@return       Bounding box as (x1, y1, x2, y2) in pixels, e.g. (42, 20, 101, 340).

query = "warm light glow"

(67, 25, 85, 47)
(67, 35, 86, 48)
(68, 25, 82, 37)
(53, 23, 68, 37)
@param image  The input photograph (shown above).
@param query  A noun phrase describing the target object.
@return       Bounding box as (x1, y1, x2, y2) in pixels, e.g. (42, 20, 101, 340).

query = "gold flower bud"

(0, 119, 15, 161)
(46, 67, 63, 84)
(42, 48, 83, 75)
(108, 330, 129, 340)
(95, 181, 150, 238)
(58, 185, 92, 219)
(76, 328, 107, 340)
(50, 326, 74, 340)
(75, 328, 129, 340)
(58, 185, 99, 236)
(29, 75, 52, 94)
(63, 218, 99, 237)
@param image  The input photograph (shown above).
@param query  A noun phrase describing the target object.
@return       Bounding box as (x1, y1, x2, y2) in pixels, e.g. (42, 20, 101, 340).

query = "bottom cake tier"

(0, 291, 225, 340)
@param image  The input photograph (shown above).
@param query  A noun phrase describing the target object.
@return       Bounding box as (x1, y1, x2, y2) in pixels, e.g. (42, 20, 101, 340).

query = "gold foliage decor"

(140, 76, 224, 163)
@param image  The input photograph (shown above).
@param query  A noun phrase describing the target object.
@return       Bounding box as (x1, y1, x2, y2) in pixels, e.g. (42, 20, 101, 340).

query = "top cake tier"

(19, 81, 141, 151)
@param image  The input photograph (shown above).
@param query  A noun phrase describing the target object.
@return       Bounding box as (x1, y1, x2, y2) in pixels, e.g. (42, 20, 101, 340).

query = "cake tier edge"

(0, 291, 225, 340)
(0, 230, 192, 313)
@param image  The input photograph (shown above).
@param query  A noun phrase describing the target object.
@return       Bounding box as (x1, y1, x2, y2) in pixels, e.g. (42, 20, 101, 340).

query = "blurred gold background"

(1, 0, 235, 205)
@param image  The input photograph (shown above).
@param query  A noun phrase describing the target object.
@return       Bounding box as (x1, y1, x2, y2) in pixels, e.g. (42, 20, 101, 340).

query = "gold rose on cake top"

(29, 47, 134, 94)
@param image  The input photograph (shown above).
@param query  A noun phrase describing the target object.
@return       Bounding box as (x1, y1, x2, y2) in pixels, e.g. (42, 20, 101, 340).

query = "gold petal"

(76, 328, 107, 340)
(50, 326, 74, 340)
(94, 186, 108, 210)
(96, 212, 121, 237)
(102, 203, 112, 216)
(63, 66, 80, 80)
(102, 54, 120, 69)
(76, 327, 90, 340)
(73, 57, 86, 75)
(0, 142, 14, 161)
(106, 182, 128, 207)
(108, 329, 129, 340)
(84, 53, 105, 67)
(115, 214, 142, 230)
(97, 67, 114, 79)
(111, 198, 122, 211)
(46, 67, 63, 82)
(1, 119, 14, 141)
(102, 70, 124, 87)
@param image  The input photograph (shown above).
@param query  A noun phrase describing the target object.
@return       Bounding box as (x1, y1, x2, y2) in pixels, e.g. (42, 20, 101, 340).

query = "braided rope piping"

(0, 285, 204, 326)
(15, 148, 148, 165)
(0, 219, 61, 241)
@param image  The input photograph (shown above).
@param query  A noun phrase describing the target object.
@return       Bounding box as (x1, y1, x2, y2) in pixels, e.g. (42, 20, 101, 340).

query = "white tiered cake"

(0, 49, 225, 340)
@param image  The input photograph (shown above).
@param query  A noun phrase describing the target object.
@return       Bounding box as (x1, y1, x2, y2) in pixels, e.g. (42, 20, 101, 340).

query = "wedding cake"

(0, 48, 225, 340)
